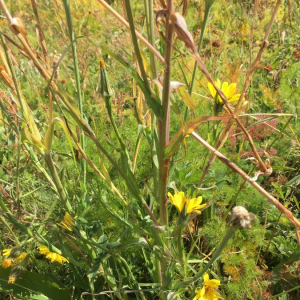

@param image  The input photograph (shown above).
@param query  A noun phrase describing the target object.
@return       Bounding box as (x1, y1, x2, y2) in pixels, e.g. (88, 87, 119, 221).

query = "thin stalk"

(0, 215, 20, 244)
(222, 166, 256, 222)
(268, 286, 300, 299)
(24, 144, 56, 191)
(157, 1, 174, 295)
(16, 123, 21, 215)
(62, 0, 86, 191)
(189, 0, 214, 95)
(96, 0, 164, 63)
(124, 0, 148, 84)
(146, 0, 159, 200)
(158, 0, 174, 226)
(119, 256, 147, 300)
(176, 227, 236, 289)
(146, 0, 161, 286)
(269, 115, 293, 148)
(44, 153, 72, 213)
(177, 224, 186, 277)
(148, 0, 158, 76)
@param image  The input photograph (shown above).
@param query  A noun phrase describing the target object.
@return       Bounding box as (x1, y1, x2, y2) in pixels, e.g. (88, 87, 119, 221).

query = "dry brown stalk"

(31, 0, 50, 70)
(96, 0, 165, 63)
(191, 131, 300, 246)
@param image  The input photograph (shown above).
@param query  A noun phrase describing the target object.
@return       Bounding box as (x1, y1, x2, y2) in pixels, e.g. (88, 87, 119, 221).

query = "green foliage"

(0, 0, 299, 299)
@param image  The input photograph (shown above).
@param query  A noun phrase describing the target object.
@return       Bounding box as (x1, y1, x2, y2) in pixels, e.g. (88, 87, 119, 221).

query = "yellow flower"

(2, 249, 12, 257)
(2, 248, 27, 267)
(207, 79, 241, 104)
(168, 191, 206, 215)
(2, 258, 13, 268)
(38, 245, 69, 265)
(193, 273, 221, 300)
(8, 275, 16, 284)
(58, 212, 75, 231)
(14, 252, 27, 262)
(168, 190, 186, 212)
(186, 196, 206, 214)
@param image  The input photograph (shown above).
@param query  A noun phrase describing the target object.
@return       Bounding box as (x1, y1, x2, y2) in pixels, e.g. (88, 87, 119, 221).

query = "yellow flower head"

(2, 258, 13, 268)
(58, 212, 75, 231)
(193, 273, 221, 300)
(2, 248, 27, 266)
(2, 249, 12, 257)
(208, 79, 241, 104)
(8, 275, 16, 284)
(168, 191, 206, 215)
(38, 245, 69, 265)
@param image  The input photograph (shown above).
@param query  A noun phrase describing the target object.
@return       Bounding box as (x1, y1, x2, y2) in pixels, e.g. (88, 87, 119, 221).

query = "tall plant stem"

(158, 0, 174, 227)
(157, 1, 174, 294)
(189, 0, 214, 95)
(148, 0, 159, 200)
(62, 0, 86, 191)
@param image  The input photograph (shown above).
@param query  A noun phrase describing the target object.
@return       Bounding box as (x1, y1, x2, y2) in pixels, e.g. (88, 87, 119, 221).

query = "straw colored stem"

(96, 0, 164, 63)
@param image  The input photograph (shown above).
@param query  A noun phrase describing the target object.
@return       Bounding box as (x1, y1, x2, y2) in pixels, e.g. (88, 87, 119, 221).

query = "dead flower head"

(227, 206, 256, 229)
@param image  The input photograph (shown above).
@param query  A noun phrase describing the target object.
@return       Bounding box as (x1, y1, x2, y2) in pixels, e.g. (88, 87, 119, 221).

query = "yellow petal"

(186, 196, 206, 214)
(203, 273, 210, 284)
(226, 83, 237, 99)
(14, 252, 27, 262)
(2, 249, 12, 257)
(169, 191, 186, 212)
(177, 192, 186, 212)
(208, 279, 221, 288)
(221, 81, 228, 93)
(207, 82, 216, 98)
(215, 79, 221, 89)
(228, 93, 241, 102)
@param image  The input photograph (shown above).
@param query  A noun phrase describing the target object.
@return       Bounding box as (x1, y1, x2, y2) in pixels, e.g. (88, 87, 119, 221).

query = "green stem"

(62, 0, 86, 191)
(157, 1, 174, 295)
(119, 256, 147, 300)
(158, 0, 174, 227)
(124, 0, 148, 84)
(223, 165, 256, 222)
(268, 285, 300, 299)
(16, 123, 21, 216)
(189, 0, 215, 95)
(177, 224, 186, 277)
(44, 153, 72, 213)
(176, 226, 236, 289)
(148, 0, 158, 76)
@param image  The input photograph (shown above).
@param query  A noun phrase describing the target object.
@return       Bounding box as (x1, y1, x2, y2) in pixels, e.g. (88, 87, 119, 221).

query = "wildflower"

(2, 249, 12, 257)
(2, 258, 13, 268)
(168, 191, 206, 215)
(38, 245, 69, 265)
(193, 273, 221, 300)
(168, 190, 186, 212)
(207, 79, 241, 105)
(58, 212, 75, 231)
(2, 248, 27, 267)
(8, 275, 16, 284)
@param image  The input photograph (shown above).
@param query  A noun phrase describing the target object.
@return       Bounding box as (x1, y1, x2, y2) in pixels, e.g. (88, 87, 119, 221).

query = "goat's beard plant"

(0, 0, 298, 299)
